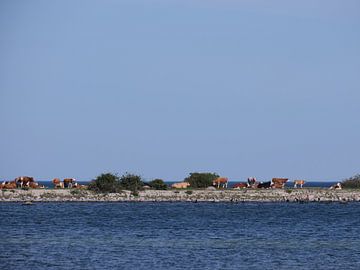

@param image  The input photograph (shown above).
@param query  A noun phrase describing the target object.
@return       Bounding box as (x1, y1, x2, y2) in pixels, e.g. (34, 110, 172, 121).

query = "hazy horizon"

(1, 0, 359, 182)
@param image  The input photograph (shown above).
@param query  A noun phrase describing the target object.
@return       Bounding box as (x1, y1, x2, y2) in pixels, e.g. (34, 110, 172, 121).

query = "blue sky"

(0, 0, 359, 181)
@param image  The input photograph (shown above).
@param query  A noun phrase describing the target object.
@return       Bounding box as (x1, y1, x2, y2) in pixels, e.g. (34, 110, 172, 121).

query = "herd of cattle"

(171, 177, 306, 189)
(1, 176, 342, 190)
(0, 176, 86, 190)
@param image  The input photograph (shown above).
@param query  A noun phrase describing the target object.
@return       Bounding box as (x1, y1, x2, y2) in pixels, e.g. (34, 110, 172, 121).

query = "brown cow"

(15, 176, 34, 188)
(52, 178, 64, 189)
(294, 180, 305, 188)
(271, 178, 288, 189)
(29, 182, 45, 189)
(63, 178, 76, 188)
(1, 181, 17, 189)
(213, 177, 228, 189)
(233, 183, 248, 189)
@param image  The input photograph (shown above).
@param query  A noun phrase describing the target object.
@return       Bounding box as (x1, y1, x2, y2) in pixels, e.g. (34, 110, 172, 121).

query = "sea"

(1, 202, 359, 269)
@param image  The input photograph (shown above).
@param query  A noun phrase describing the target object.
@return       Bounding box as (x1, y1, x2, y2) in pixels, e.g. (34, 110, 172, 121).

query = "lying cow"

(29, 182, 45, 189)
(73, 182, 87, 189)
(233, 183, 248, 189)
(1, 181, 17, 189)
(329, 182, 342, 190)
(171, 182, 190, 189)
(257, 181, 272, 189)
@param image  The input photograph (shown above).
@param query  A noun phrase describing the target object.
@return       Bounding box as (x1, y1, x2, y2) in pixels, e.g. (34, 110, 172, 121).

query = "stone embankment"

(1, 189, 360, 202)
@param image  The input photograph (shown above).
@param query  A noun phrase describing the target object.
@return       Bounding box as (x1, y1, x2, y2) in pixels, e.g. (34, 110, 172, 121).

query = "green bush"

(184, 172, 220, 188)
(342, 174, 360, 189)
(88, 173, 122, 193)
(185, 190, 193, 195)
(148, 179, 168, 190)
(120, 173, 144, 192)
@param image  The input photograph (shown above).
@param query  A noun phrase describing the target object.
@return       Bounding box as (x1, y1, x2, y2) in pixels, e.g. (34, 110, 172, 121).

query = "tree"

(88, 173, 122, 193)
(119, 173, 144, 192)
(342, 174, 360, 189)
(184, 172, 219, 188)
(148, 179, 168, 190)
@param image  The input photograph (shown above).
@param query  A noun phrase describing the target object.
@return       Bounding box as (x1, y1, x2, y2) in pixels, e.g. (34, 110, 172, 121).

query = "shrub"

(184, 172, 220, 188)
(185, 190, 193, 195)
(342, 174, 360, 189)
(88, 173, 122, 193)
(119, 173, 144, 192)
(148, 179, 168, 190)
(70, 189, 83, 196)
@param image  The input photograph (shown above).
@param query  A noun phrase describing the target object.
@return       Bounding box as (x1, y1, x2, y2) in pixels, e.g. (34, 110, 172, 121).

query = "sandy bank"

(1, 188, 360, 202)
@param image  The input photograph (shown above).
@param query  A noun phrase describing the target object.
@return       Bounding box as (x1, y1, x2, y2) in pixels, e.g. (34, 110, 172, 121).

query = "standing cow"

(294, 180, 305, 188)
(63, 178, 76, 188)
(15, 176, 35, 188)
(213, 177, 228, 189)
(271, 178, 288, 189)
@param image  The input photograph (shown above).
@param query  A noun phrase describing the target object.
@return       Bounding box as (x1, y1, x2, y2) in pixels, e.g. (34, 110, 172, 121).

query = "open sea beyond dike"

(1, 201, 360, 269)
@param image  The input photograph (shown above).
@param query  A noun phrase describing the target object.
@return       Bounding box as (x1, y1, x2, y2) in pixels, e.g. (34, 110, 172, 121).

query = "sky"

(0, 0, 359, 182)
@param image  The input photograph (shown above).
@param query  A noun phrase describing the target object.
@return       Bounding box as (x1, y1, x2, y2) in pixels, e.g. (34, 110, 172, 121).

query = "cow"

(257, 181, 272, 189)
(213, 177, 228, 189)
(15, 176, 35, 188)
(73, 182, 87, 189)
(29, 182, 45, 189)
(233, 183, 248, 189)
(271, 178, 288, 189)
(52, 178, 64, 189)
(1, 181, 17, 189)
(247, 177, 257, 187)
(171, 182, 190, 189)
(63, 178, 76, 188)
(294, 180, 305, 188)
(329, 182, 342, 190)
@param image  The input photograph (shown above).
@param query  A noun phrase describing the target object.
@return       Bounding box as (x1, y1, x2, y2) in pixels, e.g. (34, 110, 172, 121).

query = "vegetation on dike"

(148, 179, 168, 190)
(88, 172, 145, 193)
(119, 173, 144, 192)
(184, 172, 219, 188)
(342, 174, 360, 189)
(88, 173, 122, 193)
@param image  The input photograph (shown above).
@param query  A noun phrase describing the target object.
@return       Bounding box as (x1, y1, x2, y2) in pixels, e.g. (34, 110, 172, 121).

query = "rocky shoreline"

(1, 188, 360, 203)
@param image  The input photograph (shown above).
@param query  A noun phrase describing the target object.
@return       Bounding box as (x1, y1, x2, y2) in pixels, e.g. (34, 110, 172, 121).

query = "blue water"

(1, 202, 359, 269)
